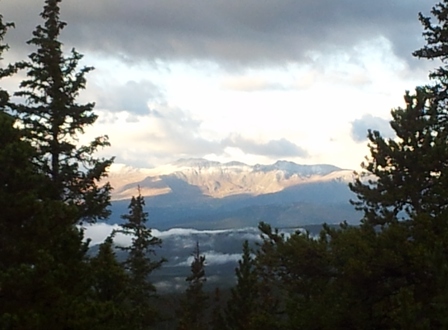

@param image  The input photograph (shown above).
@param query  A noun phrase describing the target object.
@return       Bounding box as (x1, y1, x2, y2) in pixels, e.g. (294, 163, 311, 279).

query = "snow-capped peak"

(108, 158, 355, 200)
(253, 160, 342, 177)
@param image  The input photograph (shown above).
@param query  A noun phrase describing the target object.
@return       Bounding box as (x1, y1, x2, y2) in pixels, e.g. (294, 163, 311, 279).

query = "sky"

(0, 0, 439, 170)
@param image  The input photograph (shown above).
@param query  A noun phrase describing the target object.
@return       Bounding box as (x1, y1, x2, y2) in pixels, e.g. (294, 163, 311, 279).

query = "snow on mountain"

(253, 160, 341, 177)
(108, 158, 356, 201)
(107, 163, 152, 190)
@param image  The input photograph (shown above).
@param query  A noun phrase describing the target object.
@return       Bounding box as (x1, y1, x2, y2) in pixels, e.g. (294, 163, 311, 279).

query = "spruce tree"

(14, 0, 112, 223)
(225, 240, 259, 330)
(210, 288, 226, 330)
(346, 1, 448, 325)
(255, 222, 329, 329)
(0, 110, 95, 329)
(0, 3, 110, 328)
(414, 0, 448, 94)
(114, 189, 165, 329)
(0, 12, 14, 106)
(350, 1, 448, 226)
(349, 87, 448, 225)
(89, 236, 130, 330)
(177, 241, 208, 330)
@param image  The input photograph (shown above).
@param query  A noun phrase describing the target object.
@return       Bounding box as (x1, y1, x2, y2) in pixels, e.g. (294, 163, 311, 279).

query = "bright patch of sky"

(78, 36, 426, 170)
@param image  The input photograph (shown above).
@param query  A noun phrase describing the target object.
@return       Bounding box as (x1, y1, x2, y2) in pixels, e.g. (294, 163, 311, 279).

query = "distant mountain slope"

(109, 158, 355, 200)
(106, 159, 362, 229)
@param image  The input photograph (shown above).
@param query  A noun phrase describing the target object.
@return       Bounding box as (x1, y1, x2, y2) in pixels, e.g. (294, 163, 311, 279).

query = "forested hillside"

(3, 0, 448, 329)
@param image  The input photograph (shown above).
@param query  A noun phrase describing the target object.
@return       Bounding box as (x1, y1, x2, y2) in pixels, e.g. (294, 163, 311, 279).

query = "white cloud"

(177, 250, 242, 267)
(81, 223, 119, 246)
(220, 76, 286, 92)
(81, 223, 135, 247)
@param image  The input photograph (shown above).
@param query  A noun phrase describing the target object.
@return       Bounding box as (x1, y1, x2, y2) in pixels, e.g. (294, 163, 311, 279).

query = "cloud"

(154, 277, 188, 292)
(94, 80, 164, 115)
(220, 76, 285, 92)
(88, 104, 221, 167)
(141, 103, 222, 155)
(80, 222, 132, 246)
(223, 134, 308, 158)
(152, 227, 230, 238)
(177, 250, 242, 266)
(83, 224, 261, 244)
(90, 94, 308, 166)
(351, 114, 395, 142)
(1, 0, 428, 68)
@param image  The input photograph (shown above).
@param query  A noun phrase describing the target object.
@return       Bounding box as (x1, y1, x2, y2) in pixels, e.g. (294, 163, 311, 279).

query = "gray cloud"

(1, 0, 429, 68)
(95, 80, 164, 115)
(351, 114, 395, 142)
(224, 134, 308, 158)
(100, 100, 309, 165)
(140, 104, 222, 155)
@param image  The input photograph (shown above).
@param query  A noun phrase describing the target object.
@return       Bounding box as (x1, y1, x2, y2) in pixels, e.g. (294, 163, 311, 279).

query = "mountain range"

(106, 158, 363, 230)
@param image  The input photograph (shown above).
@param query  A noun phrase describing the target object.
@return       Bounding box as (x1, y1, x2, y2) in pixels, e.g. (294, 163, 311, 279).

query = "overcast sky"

(0, 0, 438, 169)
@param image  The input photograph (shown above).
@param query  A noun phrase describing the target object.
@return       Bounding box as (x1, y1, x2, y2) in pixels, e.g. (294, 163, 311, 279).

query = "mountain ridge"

(106, 158, 361, 229)
(108, 158, 354, 201)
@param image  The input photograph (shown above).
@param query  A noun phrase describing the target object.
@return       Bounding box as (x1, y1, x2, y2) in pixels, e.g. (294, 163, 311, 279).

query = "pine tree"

(114, 188, 165, 329)
(89, 236, 130, 330)
(0, 12, 27, 269)
(0, 112, 94, 329)
(0, 3, 111, 328)
(177, 241, 208, 330)
(414, 0, 448, 94)
(225, 240, 259, 330)
(0, 11, 76, 329)
(0, 12, 14, 107)
(346, 1, 448, 326)
(349, 87, 448, 225)
(255, 222, 330, 329)
(13, 0, 112, 223)
(350, 1, 448, 227)
(210, 288, 226, 330)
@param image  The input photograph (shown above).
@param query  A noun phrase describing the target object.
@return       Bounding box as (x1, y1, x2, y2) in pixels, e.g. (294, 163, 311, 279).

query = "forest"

(2, 0, 448, 329)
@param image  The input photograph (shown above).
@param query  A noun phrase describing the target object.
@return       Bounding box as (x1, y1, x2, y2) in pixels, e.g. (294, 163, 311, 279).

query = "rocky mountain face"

(107, 159, 362, 229)
(109, 158, 355, 200)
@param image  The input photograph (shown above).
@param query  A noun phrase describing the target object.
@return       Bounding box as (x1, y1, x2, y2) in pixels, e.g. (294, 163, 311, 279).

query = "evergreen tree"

(345, 1, 448, 326)
(253, 222, 439, 329)
(0, 11, 26, 270)
(414, 0, 448, 94)
(349, 87, 448, 225)
(255, 222, 330, 329)
(13, 0, 112, 223)
(0, 11, 14, 106)
(350, 1, 448, 227)
(177, 241, 208, 330)
(0, 11, 90, 329)
(0, 3, 111, 328)
(210, 288, 226, 330)
(89, 236, 130, 330)
(322, 222, 430, 329)
(224, 240, 259, 330)
(114, 189, 165, 329)
(0, 112, 94, 329)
